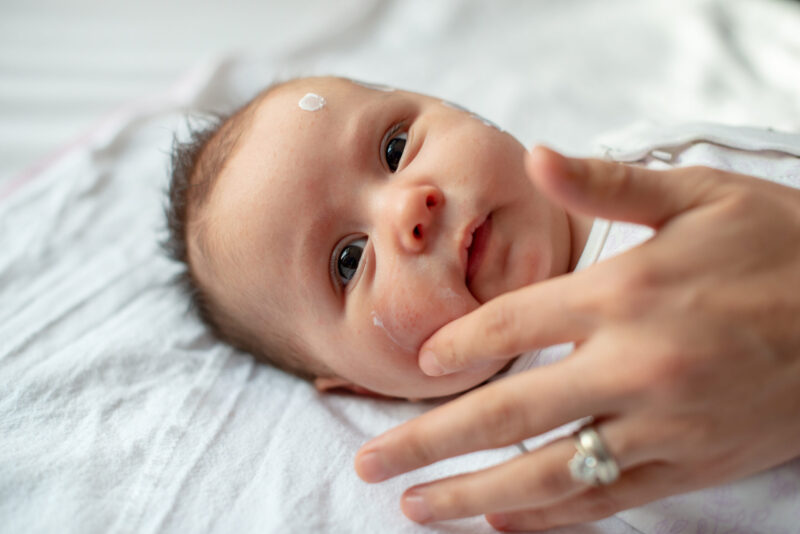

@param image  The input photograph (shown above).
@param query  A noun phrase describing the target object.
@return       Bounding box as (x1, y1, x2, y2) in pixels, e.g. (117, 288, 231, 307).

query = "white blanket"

(2, 1, 799, 533)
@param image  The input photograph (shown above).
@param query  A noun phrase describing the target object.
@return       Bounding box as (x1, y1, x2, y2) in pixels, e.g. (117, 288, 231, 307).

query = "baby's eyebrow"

(295, 217, 336, 301)
(347, 92, 400, 169)
(299, 206, 330, 265)
(342, 105, 375, 167)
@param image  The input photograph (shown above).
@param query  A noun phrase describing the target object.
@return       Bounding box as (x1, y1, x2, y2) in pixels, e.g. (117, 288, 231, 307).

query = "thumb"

(525, 146, 721, 228)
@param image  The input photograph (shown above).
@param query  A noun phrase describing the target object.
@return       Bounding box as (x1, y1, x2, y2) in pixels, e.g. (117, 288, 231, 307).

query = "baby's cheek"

(369, 305, 421, 354)
(370, 272, 475, 354)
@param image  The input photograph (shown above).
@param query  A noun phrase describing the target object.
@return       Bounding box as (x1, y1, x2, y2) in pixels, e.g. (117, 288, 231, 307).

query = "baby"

(164, 76, 594, 400)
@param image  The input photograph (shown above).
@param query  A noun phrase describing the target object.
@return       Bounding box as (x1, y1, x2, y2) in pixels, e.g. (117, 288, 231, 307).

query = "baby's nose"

(391, 184, 444, 254)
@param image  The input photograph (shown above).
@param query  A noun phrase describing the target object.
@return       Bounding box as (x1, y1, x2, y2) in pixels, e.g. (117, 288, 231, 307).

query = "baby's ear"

(313, 377, 391, 399)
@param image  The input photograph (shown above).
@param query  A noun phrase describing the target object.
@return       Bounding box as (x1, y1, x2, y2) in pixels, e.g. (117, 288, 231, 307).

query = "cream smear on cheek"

(441, 100, 504, 132)
(370, 311, 416, 353)
(298, 93, 326, 111)
(369, 258, 467, 355)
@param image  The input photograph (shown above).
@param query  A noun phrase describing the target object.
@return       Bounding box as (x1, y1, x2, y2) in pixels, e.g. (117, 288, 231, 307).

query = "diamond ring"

(568, 425, 620, 486)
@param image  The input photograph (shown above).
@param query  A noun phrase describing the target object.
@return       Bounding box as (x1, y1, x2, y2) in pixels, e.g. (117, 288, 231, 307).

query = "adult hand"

(354, 146, 800, 530)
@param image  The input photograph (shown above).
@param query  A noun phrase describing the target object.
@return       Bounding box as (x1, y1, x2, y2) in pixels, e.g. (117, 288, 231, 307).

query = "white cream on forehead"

(298, 93, 326, 111)
(441, 100, 469, 113)
(441, 100, 504, 132)
(350, 79, 396, 92)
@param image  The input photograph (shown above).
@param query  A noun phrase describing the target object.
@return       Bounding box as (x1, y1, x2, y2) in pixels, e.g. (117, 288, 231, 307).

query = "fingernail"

(402, 492, 433, 523)
(486, 513, 509, 529)
(356, 450, 389, 482)
(419, 350, 446, 376)
(530, 143, 551, 155)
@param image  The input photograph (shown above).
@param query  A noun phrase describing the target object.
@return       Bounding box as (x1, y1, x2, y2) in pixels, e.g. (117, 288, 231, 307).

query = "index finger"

(418, 269, 597, 376)
(354, 350, 614, 483)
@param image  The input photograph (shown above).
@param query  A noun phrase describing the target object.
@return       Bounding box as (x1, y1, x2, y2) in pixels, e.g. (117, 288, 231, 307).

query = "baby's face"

(205, 77, 574, 398)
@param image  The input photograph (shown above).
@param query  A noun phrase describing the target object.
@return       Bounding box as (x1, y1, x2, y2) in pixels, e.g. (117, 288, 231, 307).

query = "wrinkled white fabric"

(2, 2, 800, 533)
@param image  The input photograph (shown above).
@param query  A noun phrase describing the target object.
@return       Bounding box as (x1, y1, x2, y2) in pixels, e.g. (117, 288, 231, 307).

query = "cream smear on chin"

(441, 100, 504, 132)
(298, 93, 326, 111)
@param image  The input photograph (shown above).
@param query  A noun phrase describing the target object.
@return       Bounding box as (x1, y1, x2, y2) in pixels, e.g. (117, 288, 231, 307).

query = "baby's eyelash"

(330, 236, 367, 290)
(384, 122, 405, 142)
(330, 242, 345, 287)
(381, 122, 407, 168)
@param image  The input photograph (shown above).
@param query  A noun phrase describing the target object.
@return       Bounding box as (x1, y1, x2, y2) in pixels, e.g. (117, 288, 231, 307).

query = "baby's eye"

(336, 237, 367, 285)
(384, 131, 407, 172)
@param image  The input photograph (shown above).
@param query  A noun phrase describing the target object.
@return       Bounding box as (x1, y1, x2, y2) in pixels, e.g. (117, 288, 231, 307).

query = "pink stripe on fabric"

(0, 102, 138, 203)
(0, 58, 226, 203)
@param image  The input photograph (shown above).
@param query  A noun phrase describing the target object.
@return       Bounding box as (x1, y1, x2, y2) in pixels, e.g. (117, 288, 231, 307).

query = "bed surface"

(2, 1, 799, 533)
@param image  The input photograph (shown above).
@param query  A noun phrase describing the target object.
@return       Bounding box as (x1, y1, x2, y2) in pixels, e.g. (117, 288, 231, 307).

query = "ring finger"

(485, 462, 680, 531)
(400, 417, 658, 523)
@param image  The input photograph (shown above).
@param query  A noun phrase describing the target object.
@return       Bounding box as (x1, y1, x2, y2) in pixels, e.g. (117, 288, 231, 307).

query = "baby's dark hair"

(162, 83, 329, 381)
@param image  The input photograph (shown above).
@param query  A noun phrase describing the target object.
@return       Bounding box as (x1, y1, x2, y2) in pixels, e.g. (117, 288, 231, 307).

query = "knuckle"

(722, 188, 763, 221)
(582, 487, 622, 518)
(566, 273, 606, 317)
(435, 335, 462, 369)
(481, 302, 519, 355)
(652, 342, 687, 381)
(679, 164, 726, 184)
(427, 485, 473, 518)
(637, 340, 691, 397)
(650, 415, 714, 464)
(403, 423, 444, 466)
(613, 369, 644, 402)
(586, 262, 660, 321)
(590, 493, 622, 518)
(476, 393, 527, 447)
(608, 335, 690, 403)
(584, 160, 637, 202)
(678, 413, 716, 450)
(529, 465, 574, 498)
(514, 509, 549, 529)
(616, 262, 660, 301)
(606, 425, 641, 461)
(604, 162, 637, 200)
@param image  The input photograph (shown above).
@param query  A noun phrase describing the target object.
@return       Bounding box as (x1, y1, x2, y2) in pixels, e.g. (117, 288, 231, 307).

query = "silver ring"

(568, 425, 620, 486)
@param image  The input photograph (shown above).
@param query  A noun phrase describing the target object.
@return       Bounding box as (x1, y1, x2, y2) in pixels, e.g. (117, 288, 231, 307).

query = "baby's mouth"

(465, 213, 492, 290)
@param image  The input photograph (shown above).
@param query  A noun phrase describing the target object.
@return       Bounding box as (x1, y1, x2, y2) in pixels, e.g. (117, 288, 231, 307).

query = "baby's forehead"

(237, 78, 387, 175)
(264, 76, 364, 108)
(254, 76, 410, 124)
(245, 78, 343, 140)
(208, 80, 350, 283)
